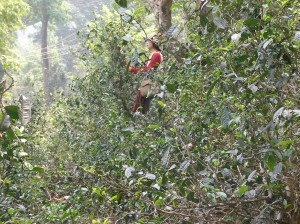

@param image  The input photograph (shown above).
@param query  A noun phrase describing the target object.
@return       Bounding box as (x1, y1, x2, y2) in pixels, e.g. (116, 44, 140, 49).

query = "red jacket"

(129, 51, 162, 74)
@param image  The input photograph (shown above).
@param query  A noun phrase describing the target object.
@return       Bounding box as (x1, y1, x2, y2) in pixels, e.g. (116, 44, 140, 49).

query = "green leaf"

(154, 198, 164, 206)
(171, 3, 180, 10)
(206, 77, 221, 101)
(266, 155, 276, 170)
(182, 221, 192, 224)
(92, 187, 101, 196)
(244, 18, 259, 27)
(115, 0, 127, 8)
(6, 127, 15, 141)
(5, 105, 19, 120)
(148, 125, 160, 129)
(110, 193, 123, 202)
(60, 211, 69, 220)
(133, 7, 144, 17)
(32, 167, 45, 173)
(200, 15, 209, 27)
(276, 140, 292, 148)
(157, 101, 165, 107)
(237, 185, 248, 197)
(221, 107, 231, 128)
(7, 208, 14, 215)
(166, 83, 176, 93)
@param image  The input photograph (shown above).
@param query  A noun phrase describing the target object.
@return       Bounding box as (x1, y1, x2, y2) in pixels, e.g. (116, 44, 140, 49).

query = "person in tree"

(129, 33, 163, 114)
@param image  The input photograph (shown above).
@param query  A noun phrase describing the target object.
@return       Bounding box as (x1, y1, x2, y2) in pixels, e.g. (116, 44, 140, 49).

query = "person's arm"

(140, 52, 162, 73)
(129, 66, 139, 74)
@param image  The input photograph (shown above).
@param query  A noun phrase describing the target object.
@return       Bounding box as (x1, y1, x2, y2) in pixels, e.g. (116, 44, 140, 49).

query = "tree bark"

(41, 2, 51, 102)
(147, 0, 173, 36)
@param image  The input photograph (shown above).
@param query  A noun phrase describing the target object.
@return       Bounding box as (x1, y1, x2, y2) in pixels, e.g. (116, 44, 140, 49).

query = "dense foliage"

(0, 0, 28, 58)
(1, 0, 300, 223)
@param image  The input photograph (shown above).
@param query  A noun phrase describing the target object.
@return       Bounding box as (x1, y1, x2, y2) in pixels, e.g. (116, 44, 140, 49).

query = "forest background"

(1, 0, 300, 223)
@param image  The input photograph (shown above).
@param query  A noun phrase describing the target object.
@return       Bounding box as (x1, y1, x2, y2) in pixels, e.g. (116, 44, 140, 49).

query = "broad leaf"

(162, 148, 170, 166)
(32, 167, 45, 173)
(130, 49, 138, 66)
(166, 83, 176, 93)
(221, 107, 231, 128)
(244, 18, 259, 27)
(273, 107, 284, 123)
(125, 166, 135, 178)
(216, 192, 227, 200)
(154, 198, 164, 206)
(24, 161, 33, 170)
(237, 185, 248, 197)
(148, 125, 160, 129)
(145, 173, 156, 180)
(213, 17, 227, 29)
(179, 160, 190, 171)
(133, 7, 144, 17)
(115, 0, 127, 8)
(247, 170, 256, 182)
(122, 34, 131, 42)
(266, 155, 276, 170)
(110, 193, 123, 201)
(166, 24, 179, 39)
(5, 105, 19, 120)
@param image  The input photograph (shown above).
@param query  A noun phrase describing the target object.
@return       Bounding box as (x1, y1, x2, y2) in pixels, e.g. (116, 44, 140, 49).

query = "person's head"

(144, 33, 161, 51)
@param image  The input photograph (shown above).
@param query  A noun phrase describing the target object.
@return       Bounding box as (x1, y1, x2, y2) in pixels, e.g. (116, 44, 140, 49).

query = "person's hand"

(129, 66, 135, 72)
(129, 66, 139, 74)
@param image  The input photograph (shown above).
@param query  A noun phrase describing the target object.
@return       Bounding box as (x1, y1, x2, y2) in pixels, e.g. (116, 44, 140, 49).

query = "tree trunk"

(147, 0, 173, 36)
(41, 2, 51, 102)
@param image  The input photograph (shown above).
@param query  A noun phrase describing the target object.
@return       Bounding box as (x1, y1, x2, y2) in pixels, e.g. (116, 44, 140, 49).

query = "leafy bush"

(2, 0, 300, 223)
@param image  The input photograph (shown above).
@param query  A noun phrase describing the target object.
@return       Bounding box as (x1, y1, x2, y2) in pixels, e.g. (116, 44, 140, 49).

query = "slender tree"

(26, 0, 68, 102)
(41, 1, 50, 100)
(147, 0, 173, 36)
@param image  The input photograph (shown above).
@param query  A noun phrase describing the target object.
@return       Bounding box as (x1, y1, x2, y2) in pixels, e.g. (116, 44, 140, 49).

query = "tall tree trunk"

(41, 2, 51, 102)
(148, 0, 173, 36)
